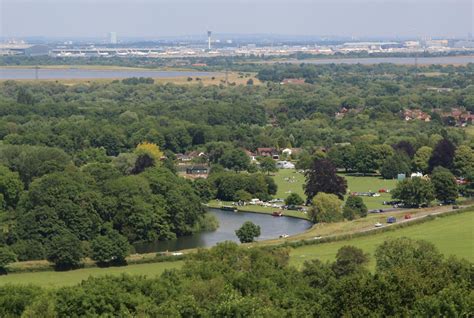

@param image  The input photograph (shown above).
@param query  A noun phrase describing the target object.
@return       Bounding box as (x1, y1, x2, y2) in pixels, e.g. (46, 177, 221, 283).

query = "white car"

(374, 222, 383, 227)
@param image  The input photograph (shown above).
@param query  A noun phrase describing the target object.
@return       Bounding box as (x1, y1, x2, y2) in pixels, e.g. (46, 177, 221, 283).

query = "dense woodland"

(1, 238, 472, 317)
(0, 63, 472, 269)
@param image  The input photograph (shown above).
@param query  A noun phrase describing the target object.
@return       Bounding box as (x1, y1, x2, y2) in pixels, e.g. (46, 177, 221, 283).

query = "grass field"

(289, 211, 474, 269)
(0, 261, 183, 288)
(273, 169, 397, 210)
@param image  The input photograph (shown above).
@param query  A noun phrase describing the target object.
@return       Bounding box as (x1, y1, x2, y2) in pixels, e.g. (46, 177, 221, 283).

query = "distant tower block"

(207, 31, 212, 50)
(109, 32, 117, 44)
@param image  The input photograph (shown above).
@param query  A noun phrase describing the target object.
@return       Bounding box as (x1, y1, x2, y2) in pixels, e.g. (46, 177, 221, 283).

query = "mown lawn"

(289, 211, 474, 269)
(273, 169, 397, 210)
(0, 261, 183, 288)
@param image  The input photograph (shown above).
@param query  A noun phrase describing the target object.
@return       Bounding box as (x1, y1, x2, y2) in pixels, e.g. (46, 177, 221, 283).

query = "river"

(134, 209, 313, 253)
(0, 67, 218, 80)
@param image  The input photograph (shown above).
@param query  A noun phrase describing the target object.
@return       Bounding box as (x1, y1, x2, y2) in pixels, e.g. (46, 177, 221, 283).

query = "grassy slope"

(274, 169, 397, 210)
(0, 261, 183, 288)
(289, 211, 474, 269)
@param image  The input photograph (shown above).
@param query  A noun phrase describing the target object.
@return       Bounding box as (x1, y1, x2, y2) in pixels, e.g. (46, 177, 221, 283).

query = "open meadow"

(289, 210, 474, 269)
(273, 169, 397, 210)
(0, 260, 183, 288)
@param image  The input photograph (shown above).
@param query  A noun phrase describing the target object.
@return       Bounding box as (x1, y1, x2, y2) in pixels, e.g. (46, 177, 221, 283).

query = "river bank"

(4, 204, 471, 276)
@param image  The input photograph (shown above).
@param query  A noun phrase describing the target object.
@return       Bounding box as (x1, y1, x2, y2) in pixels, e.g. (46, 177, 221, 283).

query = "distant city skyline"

(1, 0, 472, 39)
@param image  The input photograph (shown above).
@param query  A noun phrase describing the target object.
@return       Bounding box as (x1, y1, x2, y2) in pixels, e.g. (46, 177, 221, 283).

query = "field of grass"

(273, 169, 397, 210)
(0, 261, 183, 288)
(1, 69, 260, 87)
(289, 211, 474, 269)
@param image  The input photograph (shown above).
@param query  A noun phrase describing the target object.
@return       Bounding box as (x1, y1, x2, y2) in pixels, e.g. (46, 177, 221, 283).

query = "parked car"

(374, 222, 383, 227)
(404, 214, 412, 219)
(387, 216, 396, 224)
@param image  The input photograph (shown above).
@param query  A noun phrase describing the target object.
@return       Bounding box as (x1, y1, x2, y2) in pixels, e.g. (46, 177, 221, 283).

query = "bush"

(285, 193, 304, 206)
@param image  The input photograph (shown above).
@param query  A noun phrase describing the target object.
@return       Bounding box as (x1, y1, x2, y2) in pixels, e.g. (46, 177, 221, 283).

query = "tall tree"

(259, 157, 277, 175)
(304, 159, 347, 203)
(413, 146, 433, 174)
(428, 139, 456, 172)
(431, 167, 458, 204)
(392, 140, 415, 158)
(219, 149, 250, 172)
(391, 177, 435, 207)
(380, 152, 411, 179)
(309, 192, 343, 223)
(343, 195, 368, 219)
(453, 145, 474, 177)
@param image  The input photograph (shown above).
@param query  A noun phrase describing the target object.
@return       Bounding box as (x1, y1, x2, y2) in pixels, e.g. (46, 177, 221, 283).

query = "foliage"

(304, 159, 347, 202)
(413, 146, 433, 174)
(219, 148, 250, 172)
(428, 139, 456, 172)
(209, 171, 277, 201)
(343, 195, 368, 219)
(259, 157, 277, 175)
(453, 145, 474, 177)
(0, 246, 16, 273)
(46, 232, 84, 270)
(331, 246, 369, 277)
(380, 152, 411, 179)
(235, 221, 261, 243)
(431, 167, 458, 203)
(90, 226, 130, 265)
(391, 177, 435, 207)
(0, 166, 23, 209)
(2, 237, 471, 317)
(309, 192, 343, 223)
(285, 193, 304, 206)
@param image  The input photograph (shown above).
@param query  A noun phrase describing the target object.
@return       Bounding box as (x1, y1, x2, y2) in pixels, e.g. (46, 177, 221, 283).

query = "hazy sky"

(1, 0, 472, 39)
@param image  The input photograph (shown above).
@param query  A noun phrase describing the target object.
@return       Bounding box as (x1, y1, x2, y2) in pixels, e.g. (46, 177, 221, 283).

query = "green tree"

(235, 221, 261, 243)
(453, 145, 474, 177)
(0, 247, 16, 274)
(192, 178, 215, 202)
(46, 232, 84, 270)
(343, 195, 368, 219)
(309, 192, 343, 223)
(391, 177, 435, 207)
(219, 149, 250, 172)
(380, 152, 411, 179)
(431, 167, 458, 203)
(285, 193, 304, 206)
(91, 227, 130, 265)
(375, 237, 443, 273)
(235, 189, 252, 202)
(0, 166, 23, 209)
(259, 157, 277, 175)
(331, 246, 369, 277)
(413, 146, 433, 174)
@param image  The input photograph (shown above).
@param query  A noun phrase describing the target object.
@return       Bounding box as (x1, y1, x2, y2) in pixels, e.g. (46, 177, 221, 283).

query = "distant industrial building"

(0, 43, 51, 56)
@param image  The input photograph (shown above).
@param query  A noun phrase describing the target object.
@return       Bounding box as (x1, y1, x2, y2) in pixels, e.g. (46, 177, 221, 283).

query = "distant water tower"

(207, 31, 212, 50)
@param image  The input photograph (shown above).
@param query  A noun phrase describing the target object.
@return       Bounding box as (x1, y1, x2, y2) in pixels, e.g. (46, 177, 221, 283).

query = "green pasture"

(273, 169, 398, 210)
(289, 211, 474, 269)
(0, 261, 183, 288)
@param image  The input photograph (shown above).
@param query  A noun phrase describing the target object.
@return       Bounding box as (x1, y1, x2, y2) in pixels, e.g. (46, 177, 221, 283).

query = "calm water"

(134, 209, 313, 253)
(283, 55, 474, 65)
(0, 68, 218, 80)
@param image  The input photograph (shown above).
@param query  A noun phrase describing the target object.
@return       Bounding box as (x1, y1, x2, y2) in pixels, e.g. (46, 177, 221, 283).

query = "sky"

(0, 0, 472, 39)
